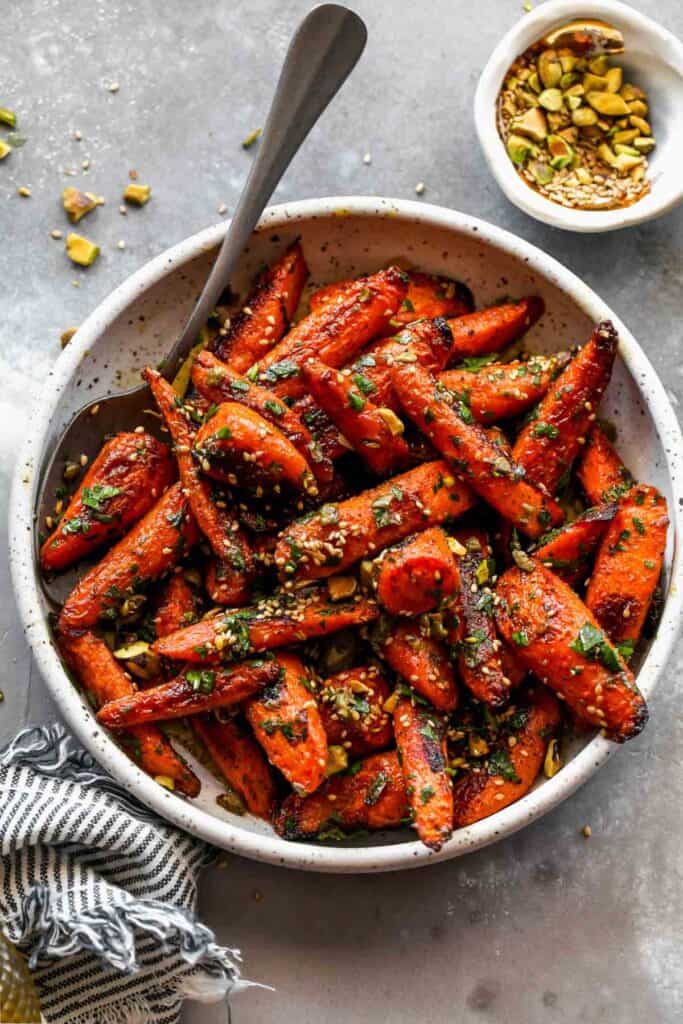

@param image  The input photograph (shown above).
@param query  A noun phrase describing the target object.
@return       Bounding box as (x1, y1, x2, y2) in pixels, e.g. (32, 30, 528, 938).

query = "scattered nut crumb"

(60, 326, 78, 348)
(108, 82, 120, 93)
(50, 229, 63, 240)
(363, 152, 372, 165)
(217, 202, 228, 215)
(73, 129, 82, 141)
(582, 824, 592, 838)
(414, 181, 425, 195)
(18, 186, 31, 197)
(117, 240, 126, 250)
(119, 205, 127, 215)
(82, 158, 90, 171)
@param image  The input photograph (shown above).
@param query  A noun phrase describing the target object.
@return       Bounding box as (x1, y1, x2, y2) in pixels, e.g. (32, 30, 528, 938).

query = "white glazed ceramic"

(474, 0, 683, 232)
(10, 197, 683, 873)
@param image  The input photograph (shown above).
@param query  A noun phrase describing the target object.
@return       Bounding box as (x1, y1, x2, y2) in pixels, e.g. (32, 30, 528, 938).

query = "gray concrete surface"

(1, 1, 682, 1022)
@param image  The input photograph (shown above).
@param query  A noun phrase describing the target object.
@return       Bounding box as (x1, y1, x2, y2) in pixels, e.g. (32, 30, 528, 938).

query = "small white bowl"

(474, 0, 683, 232)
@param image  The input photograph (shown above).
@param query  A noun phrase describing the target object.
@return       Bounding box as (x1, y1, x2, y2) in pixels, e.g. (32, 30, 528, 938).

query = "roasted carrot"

(144, 368, 254, 605)
(60, 631, 199, 796)
(41, 432, 175, 572)
(439, 352, 570, 424)
(97, 658, 278, 729)
(310, 270, 473, 324)
(274, 750, 408, 839)
(532, 503, 617, 586)
(375, 527, 458, 616)
(274, 460, 475, 583)
(253, 267, 407, 400)
(577, 423, 634, 505)
(393, 695, 453, 850)
(374, 617, 459, 712)
(246, 653, 328, 796)
(317, 666, 393, 757)
(452, 685, 560, 827)
(192, 350, 334, 484)
(391, 363, 563, 539)
(152, 584, 379, 665)
(445, 296, 545, 364)
(300, 357, 410, 475)
(191, 714, 276, 819)
(495, 562, 647, 741)
(153, 572, 201, 638)
(213, 240, 308, 371)
(58, 482, 199, 633)
(512, 322, 618, 495)
(585, 484, 668, 647)
(193, 401, 318, 497)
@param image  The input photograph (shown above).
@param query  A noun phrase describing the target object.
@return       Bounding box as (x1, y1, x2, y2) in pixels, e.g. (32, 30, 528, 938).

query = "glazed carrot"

(439, 352, 570, 424)
(273, 751, 408, 839)
(577, 424, 634, 505)
(152, 585, 380, 664)
(246, 653, 328, 796)
(532, 503, 617, 586)
(391, 363, 563, 539)
(452, 685, 560, 827)
(144, 368, 254, 605)
(375, 527, 458, 616)
(41, 432, 175, 572)
(253, 267, 407, 400)
(495, 562, 647, 741)
(97, 659, 279, 729)
(446, 531, 511, 708)
(191, 714, 276, 819)
(585, 485, 668, 647)
(445, 296, 545, 364)
(153, 573, 201, 637)
(58, 482, 199, 633)
(274, 460, 475, 583)
(60, 631, 199, 796)
(375, 618, 459, 712)
(192, 350, 334, 484)
(213, 240, 308, 371)
(317, 666, 393, 756)
(512, 322, 618, 495)
(310, 270, 473, 324)
(393, 696, 453, 850)
(193, 402, 318, 497)
(300, 357, 410, 475)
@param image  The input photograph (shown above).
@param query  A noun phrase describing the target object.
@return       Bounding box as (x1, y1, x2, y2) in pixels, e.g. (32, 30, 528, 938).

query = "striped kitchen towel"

(0, 723, 244, 1024)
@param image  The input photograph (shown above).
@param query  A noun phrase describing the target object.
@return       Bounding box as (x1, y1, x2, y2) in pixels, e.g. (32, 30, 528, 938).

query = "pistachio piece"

(633, 136, 656, 153)
(325, 745, 349, 778)
(538, 49, 563, 89)
(596, 118, 611, 133)
(66, 233, 100, 267)
(446, 536, 467, 557)
(581, 125, 603, 141)
(588, 55, 610, 76)
(564, 83, 585, 97)
(62, 187, 104, 223)
(576, 167, 592, 184)
(0, 139, 10, 160)
(383, 691, 400, 714)
(572, 106, 598, 127)
(528, 71, 541, 94)
(376, 407, 405, 435)
(630, 164, 646, 183)
(544, 739, 562, 778)
(123, 183, 151, 205)
(529, 160, 554, 186)
(60, 326, 78, 348)
(620, 83, 646, 102)
(605, 67, 623, 93)
(0, 106, 16, 128)
(586, 91, 630, 116)
(627, 100, 648, 118)
(613, 153, 643, 175)
(538, 88, 564, 112)
(506, 133, 533, 165)
(547, 134, 574, 169)
(559, 126, 579, 144)
(560, 72, 579, 90)
(468, 734, 489, 758)
(582, 72, 608, 93)
(614, 143, 640, 157)
(597, 143, 618, 168)
(566, 95, 582, 112)
(559, 52, 577, 73)
(546, 112, 566, 132)
(155, 775, 175, 791)
(327, 575, 358, 601)
(629, 115, 651, 135)
(612, 128, 639, 144)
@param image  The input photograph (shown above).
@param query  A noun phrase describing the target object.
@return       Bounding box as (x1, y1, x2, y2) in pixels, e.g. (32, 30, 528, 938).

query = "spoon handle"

(163, 3, 367, 379)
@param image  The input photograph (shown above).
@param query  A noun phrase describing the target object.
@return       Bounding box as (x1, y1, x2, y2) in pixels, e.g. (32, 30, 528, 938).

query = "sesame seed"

(415, 182, 426, 195)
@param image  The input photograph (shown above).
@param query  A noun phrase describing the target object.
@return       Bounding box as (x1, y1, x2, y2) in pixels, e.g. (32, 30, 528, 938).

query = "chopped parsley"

(531, 422, 559, 439)
(186, 668, 216, 694)
(263, 399, 285, 417)
(511, 629, 529, 647)
(348, 391, 365, 412)
(570, 622, 623, 671)
(420, 785, 436, 804)
(462, 353, 499, 372)
(82, 484, 122, 513)
(260, 359, 300, 385)
(352, 372, 376, 396)
(364, 771, 388, 806)
(488, 749, 520, 782)
(371, 486, 403, 529)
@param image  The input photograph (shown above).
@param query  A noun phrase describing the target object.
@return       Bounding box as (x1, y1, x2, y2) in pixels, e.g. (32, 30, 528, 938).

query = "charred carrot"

(97, 659, 279, 729)
(58, 482, 199, 633)
(577, 423, 634, 505)
(274, 460, 475, 583)
(274, 750, 408, 839)
(445, 296, 544, 364)
(393, 696, 453, 850)
(452, 685, 560, 827)
(144, 368, 254, 605)
(191, 714, 276, 819)
(60, 631, 199, 796)
(391, 362, 562, 539)
(213, 240, 308, 371)
(585, 485, 668, 647)
(495, 562, 647, 741)
(317, 666, 393, 757)
(532, 503, 617, 586)
(152, 584, 379, 664)
(192, 350, 334, 484)
(374, 527, 458, 616)
(193, 402, 318, 497)
(300, 357, 410, 475)
(153, 573, 201, 638)
(512, 322, 618, 495)
(439, 352, 570, 424)
(253, 267, 407, 400)
(374, 617, 459, 712)
(246, 653, 328, 796)
(41, 432, 175, 573)
(310, 270, 473, 324)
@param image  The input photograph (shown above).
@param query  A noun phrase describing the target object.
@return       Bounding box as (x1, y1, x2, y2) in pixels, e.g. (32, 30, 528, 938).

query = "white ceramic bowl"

(474, 0, 683, 232)
(10, 197, 683, 873)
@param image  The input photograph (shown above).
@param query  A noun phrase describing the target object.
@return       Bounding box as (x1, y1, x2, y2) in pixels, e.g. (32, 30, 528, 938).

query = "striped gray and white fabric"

(0, 724, 242, 1024)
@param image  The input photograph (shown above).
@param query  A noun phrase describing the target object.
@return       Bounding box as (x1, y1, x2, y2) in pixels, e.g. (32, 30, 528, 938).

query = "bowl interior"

(18, 200, 681, 869)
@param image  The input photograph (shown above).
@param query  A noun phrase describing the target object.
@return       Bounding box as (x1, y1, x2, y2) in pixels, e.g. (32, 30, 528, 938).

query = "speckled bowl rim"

(474, 0, 683, 233)
(10, 196, 683, 873)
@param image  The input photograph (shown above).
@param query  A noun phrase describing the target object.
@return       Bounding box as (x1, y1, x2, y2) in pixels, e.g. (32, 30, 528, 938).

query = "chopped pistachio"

(612, 128, 639, 145)
(241, 127, 262, 149)
(620, 83, 646, 102)
(582, 72, 608, 93)
(586, 91, 630, 117)
(614, 143, 640, 157)
(17, 186, 31, 197)
(506, 133, 533, 165)
(0, 106, 16, 128)
(154, 775, 175, 791)
(538, 50, 562, 89)
(512, 107, 548, 141)
(627, 99, 648, 118)
(529, 159, 554, 185)
(377, 407, 405, 435)
(0, 140, 10, 160)
(62, 186, 104, 223)
(538, 88, 564, 112)
(544, 738, 562, 778)
(325, 745, 349, 778)
(629, 115, 651, 136)
(328, 575, 358, 601)
(547, 134, 573, 169)
(123, 183, 151, 206)
(605, 67, 623, 93)
(633, 136, 656, 153)
(66, 232, 100, 267)
(60, 326, 78, 348)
